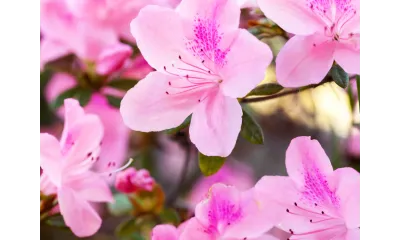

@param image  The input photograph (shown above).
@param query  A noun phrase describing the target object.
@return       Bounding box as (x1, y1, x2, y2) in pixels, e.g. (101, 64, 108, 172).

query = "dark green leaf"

(74, 88, 93, 107)
(331, 64, 349, 88)
(198, 152, 226, 176)
(116, 218, 139, 239)
(240, 108, 264, 144)
(44, 54, 76, 73)
(159, 208, 181, 225)
(107, 79, 139, 91)
(246, 83, 283, 97)
(347, 81, 355, 112)
(356, 75, 360, 109)
(51, 86, 81, 110)
(165, 115, 192, 134)
(107, 194, 133, 217)
(106, 95, 122, 108)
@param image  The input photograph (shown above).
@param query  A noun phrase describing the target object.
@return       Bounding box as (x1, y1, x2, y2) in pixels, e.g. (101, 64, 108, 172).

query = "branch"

(241, 77, 333, 104)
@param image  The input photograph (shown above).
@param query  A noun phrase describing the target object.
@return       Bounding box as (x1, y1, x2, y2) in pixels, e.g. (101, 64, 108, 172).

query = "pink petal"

(285, 136, 334, 189)
(40, 133, 62, 185)
(96, 43, 133, 76)
(276, 34, 335, 87)
(40, 173, 58, 195)
(45, 73, 77, 106)
(257, 0, 323, 35)
(340, 0, 360, 36)
(85, 95, 130, 175)
(130, 5, 190, 71)
(220, 29, 273, 98)
(334, 41, 360, 75)
(66, 171, 113, 203)
(120, 71, 201, 132)
(58, 187, 102, 237)
(223, 189, 275, 239)
(189, 90, 242, 157)
(60, 99, 85, 144)
(194, 183, 241, 231)
(40, 38, 70, 69)
(63, 114, 104, 170)
(179, 218, 213, 240)
(254, 176, 298, 226)
(329, 168, 360, 229)
(345, 228, 360, 240)
(176, 0, 240, 34)
(151, 224, 179, 240)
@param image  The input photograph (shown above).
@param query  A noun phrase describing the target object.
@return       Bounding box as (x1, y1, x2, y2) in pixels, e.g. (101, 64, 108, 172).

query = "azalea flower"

(257, 0, 360, 87)
(40, 99, 132, 237)
(254, 136, 360, 239)
(115, 167, 155, 193)
(179, 183, 275, 240)
(120, 0, 272, 157)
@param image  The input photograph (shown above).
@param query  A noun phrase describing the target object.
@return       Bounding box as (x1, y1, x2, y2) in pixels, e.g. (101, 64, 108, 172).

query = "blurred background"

(40, 2, 360, 239)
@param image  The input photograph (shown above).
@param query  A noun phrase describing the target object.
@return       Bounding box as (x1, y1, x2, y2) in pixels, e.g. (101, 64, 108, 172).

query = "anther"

(294, 202, 298, 206)
(166, 91, 169, 95)
(179, 55, 182, 60)
(286, 209, 290, 213)
(168, 81, 171, 86)
(321, 211, 325, 215)
(289, 229, 294, 234)
(87, 152, 92, 157)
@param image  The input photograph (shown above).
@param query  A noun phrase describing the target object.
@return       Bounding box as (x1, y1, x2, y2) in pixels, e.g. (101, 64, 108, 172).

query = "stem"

(166, 142, 192, 206)
(241, 77, 333, 104)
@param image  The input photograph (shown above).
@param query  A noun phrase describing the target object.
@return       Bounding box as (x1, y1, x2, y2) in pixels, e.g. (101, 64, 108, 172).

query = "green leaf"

(356, 75, 360, 109)
(165, 115, 192, 134)
(51, 86, 81, 110)
(106, 95, 122, 108)
(116, 218, 139, 239)
(198, 152, 226, 176)
(107, 193, 133, 217)
(331, 64, 349, 88)
(347, 81, 355, 112)
(159, 208, 181, 225)
(107, 79, 139, 91)
(240, 108, 264, 144)
(246, 83, 283, 97)
(74, 88, 93, 107)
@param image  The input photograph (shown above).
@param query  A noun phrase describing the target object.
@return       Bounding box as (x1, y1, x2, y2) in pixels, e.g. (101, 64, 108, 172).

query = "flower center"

(307, 0, 357, 40)
(285, 202, 347, 239)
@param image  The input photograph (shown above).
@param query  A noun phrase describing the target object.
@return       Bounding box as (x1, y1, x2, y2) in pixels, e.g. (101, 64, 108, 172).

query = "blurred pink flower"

(238, 0, 258, 8)
(45, 73, 131, 176)
(187, 161, 255, 207)
(347, 127, 360, 158)
(255, 136, 360, 239)
(40, 99, 113, 237)
(258, 0, 360, 87)
(115, 167, 155, 194)
(120, 0, 272, 157)
(180, 183, 275, 240)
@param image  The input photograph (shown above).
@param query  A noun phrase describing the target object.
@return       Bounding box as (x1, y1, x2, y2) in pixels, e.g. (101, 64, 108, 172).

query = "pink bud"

(96, 43, 132, 76)
(115, 167, 155, 194)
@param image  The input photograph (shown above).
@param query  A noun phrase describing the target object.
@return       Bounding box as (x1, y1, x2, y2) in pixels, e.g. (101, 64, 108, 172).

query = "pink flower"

(40, 99, 114, 237)
(347, 127, 360, 158)
(95, 43, 133, 76)
(120, 0, 273, 157)
(64, 0, 176, 41)
(151, 224, 180, 240)
(254, 136, 360, 239)
(45, 73, 132, 177)
(257, 0, 360, 87)
(179, 183, 275, 240)
(187, 161, 255, 207)
(115, 167, 155, 194)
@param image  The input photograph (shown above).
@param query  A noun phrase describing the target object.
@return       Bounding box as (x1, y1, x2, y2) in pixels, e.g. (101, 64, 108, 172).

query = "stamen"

(99, 158, 134, 177)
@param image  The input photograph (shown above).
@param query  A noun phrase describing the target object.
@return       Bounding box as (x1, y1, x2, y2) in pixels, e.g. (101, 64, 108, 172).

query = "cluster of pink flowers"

(40, 0, 360, 238)
(152, 137, 360, 240)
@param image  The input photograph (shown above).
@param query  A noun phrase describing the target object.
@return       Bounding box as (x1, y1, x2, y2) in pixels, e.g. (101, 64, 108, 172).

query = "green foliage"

(246, 83, 283, 97)
(331, 64, 349, 88)
(107, 194, 133, 217)
(107, 79, 139, 91)
(106, 94, 123, 108)
(159, 208, 181, 226)
(198, 152, 226, 176)
(51, 86, 93, 109)
(165, 115, 192, 135)
(240, 108, 264, 144)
